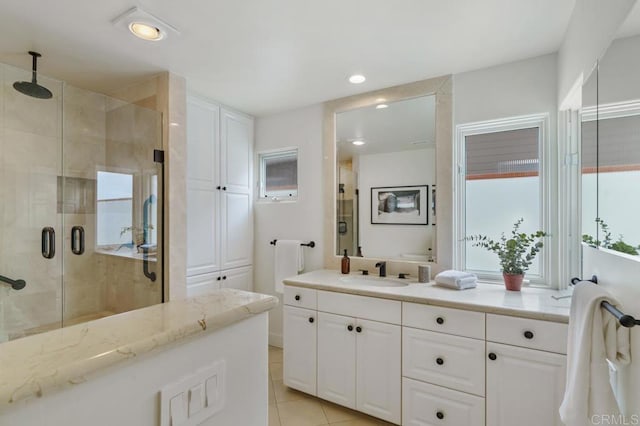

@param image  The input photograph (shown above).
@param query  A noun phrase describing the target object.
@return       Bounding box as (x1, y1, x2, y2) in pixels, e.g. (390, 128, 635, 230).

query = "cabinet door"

(486, 342, 566, 426)
(186, 273, 221, 297)
(220, 191, 252, 269)
(356, 318, 401, 424)
(220, 108, 253, 194)
(283, 306, 317, 395)
(220, 266, 252, 291)
(317, 312, 357, 409)
(186, 97, 221, 276)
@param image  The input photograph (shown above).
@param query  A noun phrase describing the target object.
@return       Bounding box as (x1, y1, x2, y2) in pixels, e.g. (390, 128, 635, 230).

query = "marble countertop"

(0, 289, 278, 409)
(284, 270, 571, 323)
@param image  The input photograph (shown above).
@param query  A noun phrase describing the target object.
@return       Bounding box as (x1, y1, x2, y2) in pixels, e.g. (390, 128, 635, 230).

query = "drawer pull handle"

(436, 317, 445, 325)
(294, 295, 301, 301)
(488, 352, 497, 361)
(308, 317, 314, 323)
(436, 411, 445, 420)
(347, 325, 353, 331)
(436, 357, 444, 365)
(356, 326, 362, 333)
(524, 330, 534, 339)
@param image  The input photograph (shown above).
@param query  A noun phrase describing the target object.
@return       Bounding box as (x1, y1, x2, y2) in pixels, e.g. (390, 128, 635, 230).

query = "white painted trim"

(581, 100, 640, 122)
(269, 332, 283, 348)
(454, 113, 553, 287)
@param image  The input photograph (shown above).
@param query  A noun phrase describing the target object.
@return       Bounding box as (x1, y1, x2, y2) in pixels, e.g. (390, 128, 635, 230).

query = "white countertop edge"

(0, 289, 278, 409)
(283, 270, 571, 323)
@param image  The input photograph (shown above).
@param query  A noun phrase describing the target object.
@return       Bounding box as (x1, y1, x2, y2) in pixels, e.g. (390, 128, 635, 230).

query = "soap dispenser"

(341, 249, 350, 274)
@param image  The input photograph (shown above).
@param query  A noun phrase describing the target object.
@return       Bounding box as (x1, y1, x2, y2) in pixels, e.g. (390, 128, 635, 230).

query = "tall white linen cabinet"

(186, 95, 254, 295)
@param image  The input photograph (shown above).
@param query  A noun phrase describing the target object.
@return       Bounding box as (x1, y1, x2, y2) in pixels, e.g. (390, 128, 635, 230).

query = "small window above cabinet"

(258, 148, 298, 201)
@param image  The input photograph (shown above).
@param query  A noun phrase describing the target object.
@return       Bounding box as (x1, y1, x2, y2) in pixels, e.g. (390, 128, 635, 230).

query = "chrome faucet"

(375, 261, 387, 277)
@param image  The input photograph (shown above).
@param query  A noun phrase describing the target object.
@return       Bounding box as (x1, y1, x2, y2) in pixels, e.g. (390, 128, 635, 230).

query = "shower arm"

(30, 51, 41, 83)
(0, 274, 26, 290)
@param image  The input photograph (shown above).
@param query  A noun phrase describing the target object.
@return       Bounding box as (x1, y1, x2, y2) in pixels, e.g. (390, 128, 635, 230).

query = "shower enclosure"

(0, 61, 164, 341)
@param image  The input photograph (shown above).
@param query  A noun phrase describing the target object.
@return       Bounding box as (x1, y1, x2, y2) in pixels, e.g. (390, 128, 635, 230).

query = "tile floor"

(268, 346, 394, 426)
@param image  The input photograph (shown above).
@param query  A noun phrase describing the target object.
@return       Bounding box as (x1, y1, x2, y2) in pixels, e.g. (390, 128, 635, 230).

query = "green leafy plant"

(466, 218, 548, 275)
(582, 218, 638, 256)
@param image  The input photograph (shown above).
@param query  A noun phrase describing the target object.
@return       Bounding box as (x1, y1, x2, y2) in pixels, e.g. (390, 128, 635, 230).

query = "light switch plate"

(160, 360, 226, 426)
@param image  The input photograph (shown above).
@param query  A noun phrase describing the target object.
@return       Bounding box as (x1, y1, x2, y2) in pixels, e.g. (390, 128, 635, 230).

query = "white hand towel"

(559, 282, 631, 426)
(274, 240, 304, 294)
(434, 270, 478, 289)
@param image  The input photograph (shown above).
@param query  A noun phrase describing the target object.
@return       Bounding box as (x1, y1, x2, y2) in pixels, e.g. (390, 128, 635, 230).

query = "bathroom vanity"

(283, 270, 570, 426)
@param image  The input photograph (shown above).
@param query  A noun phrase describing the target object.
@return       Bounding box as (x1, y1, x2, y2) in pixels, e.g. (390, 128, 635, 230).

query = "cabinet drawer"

(284, 286, 317, 310)
(317, 291, 401, 325)
(403, 302, 485, 339)
(403, 327, 485, 396)
(486, 314, 568, 354)
(403, 378, 485, 426)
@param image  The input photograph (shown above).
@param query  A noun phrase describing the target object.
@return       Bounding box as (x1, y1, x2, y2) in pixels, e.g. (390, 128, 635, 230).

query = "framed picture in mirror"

(371, 185, 428, 225)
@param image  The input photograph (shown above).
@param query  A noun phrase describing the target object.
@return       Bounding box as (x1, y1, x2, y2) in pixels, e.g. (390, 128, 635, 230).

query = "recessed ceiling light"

(376, 104, 388, 109)
(129, 22, 164, 41)
(352, 140, 365, 146)
(348, 74, 366, 84)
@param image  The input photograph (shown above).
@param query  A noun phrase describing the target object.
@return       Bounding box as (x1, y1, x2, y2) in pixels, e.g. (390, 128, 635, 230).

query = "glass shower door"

(0, 64, 64, 341)
(62, 87, 163, 323)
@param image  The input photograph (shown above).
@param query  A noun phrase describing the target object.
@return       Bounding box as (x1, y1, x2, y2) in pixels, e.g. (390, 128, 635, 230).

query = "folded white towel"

(434, 270, 478, 290)
(274, 240, 304, 294)
(559, 282, 631, 426)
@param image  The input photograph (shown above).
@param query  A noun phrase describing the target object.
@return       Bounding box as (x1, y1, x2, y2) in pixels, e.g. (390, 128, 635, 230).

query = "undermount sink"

(338, 276, 409, 288)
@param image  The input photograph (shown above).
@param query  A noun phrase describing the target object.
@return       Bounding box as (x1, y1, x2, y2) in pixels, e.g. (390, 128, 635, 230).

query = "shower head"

(13, 51, 52, 100)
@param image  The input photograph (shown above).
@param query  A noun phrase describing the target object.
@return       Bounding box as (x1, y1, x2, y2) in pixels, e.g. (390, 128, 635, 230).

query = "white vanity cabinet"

(283, 305, 317, 395)
(485, 314, 567, 426)
(186, 95, 254, 296)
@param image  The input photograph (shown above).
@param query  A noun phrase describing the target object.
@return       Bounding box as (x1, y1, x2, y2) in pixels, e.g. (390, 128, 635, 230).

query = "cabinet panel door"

(220, 266, 252, 291)
(486, 342, 566, 426)
(403, 378, 485, 426)
(220, 108, 252, 194)
(317, 312, 356, 409)
(186, 97, 219, 186)
(186, 188, 220, 275)
(186, 272, 221, 297)
(220, 191, 252, 269)
(356, 318, 401, 424)
(283, 306, 317, 395)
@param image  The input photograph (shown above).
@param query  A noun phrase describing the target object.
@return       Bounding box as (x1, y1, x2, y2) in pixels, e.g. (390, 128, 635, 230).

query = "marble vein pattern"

(0, 289, 278, 409)
(283, 270, 571, 323)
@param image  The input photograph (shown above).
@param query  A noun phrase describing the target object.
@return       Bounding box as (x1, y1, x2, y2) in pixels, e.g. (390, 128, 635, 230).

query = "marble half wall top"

(0, 289, 278, 409)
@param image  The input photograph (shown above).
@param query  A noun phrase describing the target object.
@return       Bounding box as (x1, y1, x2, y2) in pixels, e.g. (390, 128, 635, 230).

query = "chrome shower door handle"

(41, 227, 55, 259)
(71, 226, 85, 255)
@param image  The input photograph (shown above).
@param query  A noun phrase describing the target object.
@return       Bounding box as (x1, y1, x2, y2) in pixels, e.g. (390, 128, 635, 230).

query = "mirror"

(323, 77, 453, 269)
(582, 10, 640, 257)
(335, 95, 436, 260)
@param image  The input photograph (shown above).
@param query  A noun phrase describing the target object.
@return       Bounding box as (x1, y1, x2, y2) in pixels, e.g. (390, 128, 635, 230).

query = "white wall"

(253, 104, 325, 346)
(0, 314, 269, 426)
(557, 0, 635, 104)
(582, 246, 640, 417)
(357, 149, 435, 259)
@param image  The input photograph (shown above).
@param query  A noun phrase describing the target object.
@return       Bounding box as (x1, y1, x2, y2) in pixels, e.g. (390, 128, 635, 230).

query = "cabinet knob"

(356, 326, 362, 333)
(222, 276, 227, 280)
(308, 317, 314, 323)
(222, 186, 227, 191)
(436, 317, 445, 325)
(217, 277, 221, 281)
(294, 295, 301, 301)
(216, 186, 221, 190)
(347, 325, 354, 331)
(488, 352, 497, 361)
(524, 330, 534, 339)
(436, 357, 444, 366)
(436, 411, 445, 420)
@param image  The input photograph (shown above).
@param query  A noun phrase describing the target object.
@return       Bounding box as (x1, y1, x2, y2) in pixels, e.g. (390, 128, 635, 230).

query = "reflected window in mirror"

(335, 95, 436, 260)
(456, 114, 551, 285)
(96, 171, 134, 247)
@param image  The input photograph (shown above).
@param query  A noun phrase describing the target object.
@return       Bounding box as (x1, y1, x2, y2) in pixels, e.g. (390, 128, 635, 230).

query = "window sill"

(95, 246, 157, 262)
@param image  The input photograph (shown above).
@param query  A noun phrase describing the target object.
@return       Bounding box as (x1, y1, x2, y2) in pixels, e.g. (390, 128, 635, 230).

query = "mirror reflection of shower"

(13, 51, 53, 99)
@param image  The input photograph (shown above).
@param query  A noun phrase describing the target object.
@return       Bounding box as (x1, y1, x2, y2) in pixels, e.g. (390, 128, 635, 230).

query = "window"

(96, 171, 134, 246)
(455, 114, 550, 285)
(258, 148, 298, 200)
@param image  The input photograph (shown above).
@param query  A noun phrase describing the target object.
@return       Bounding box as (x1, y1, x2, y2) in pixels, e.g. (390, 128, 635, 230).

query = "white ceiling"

(0, 0, 575, 116)
(336, 95, 435, 162)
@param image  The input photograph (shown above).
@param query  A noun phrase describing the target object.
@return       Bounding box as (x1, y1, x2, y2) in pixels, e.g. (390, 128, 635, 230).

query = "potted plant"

(466, 218, 548, 291)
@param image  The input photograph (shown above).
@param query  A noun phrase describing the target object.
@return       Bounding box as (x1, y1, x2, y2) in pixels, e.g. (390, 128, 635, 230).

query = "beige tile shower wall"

(109, 72, 187, 302)
(62, 85, 108, 320)
(0, 64, 63, 339)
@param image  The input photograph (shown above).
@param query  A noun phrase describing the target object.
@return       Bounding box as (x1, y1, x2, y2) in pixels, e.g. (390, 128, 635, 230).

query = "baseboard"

(269, 332, 283, 348)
